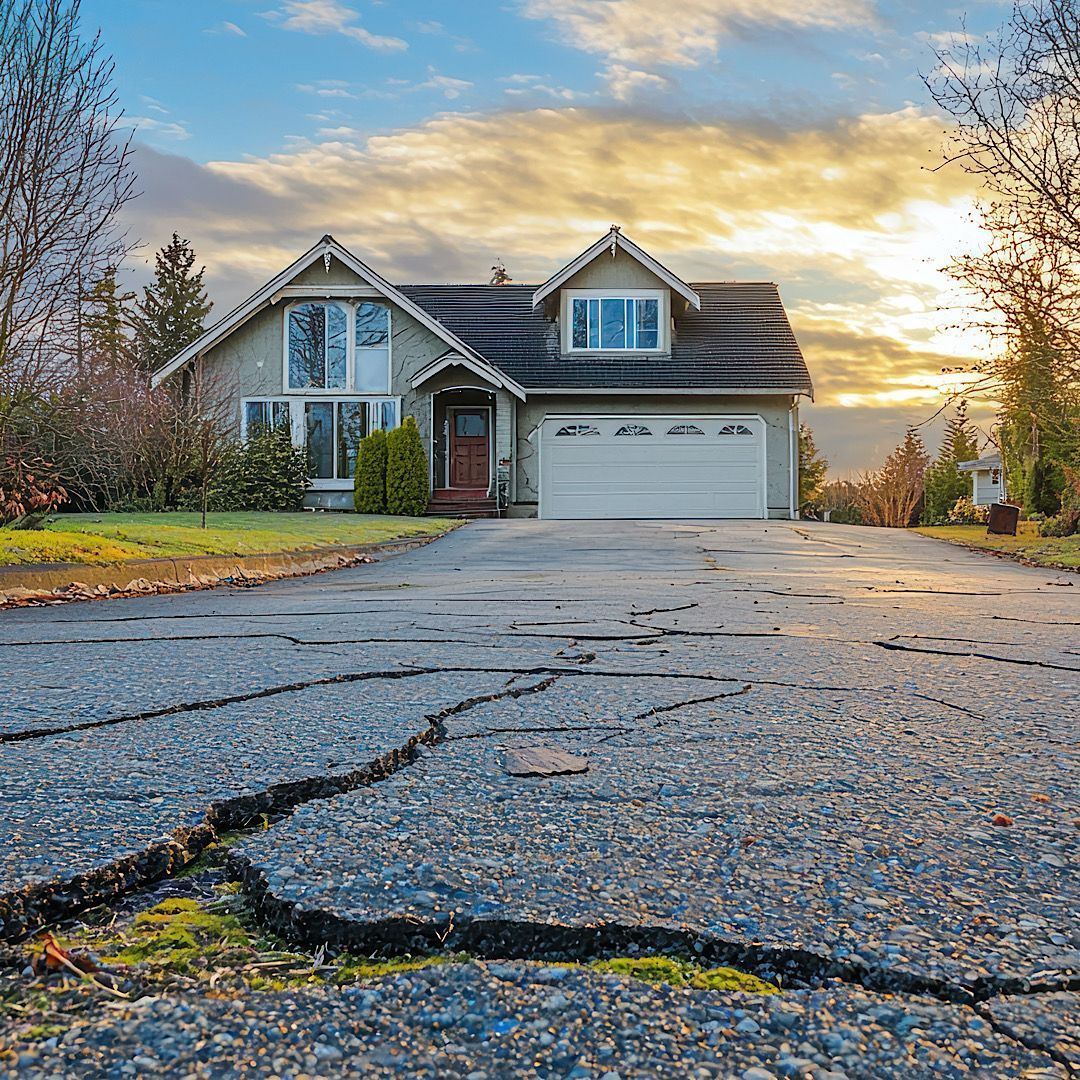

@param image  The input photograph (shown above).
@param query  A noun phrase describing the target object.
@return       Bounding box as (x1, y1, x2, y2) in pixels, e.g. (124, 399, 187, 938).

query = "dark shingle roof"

(398, 283, 813, 395)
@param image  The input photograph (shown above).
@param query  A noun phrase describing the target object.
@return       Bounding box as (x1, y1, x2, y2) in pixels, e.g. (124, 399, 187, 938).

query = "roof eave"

(531, 230, 701, 310)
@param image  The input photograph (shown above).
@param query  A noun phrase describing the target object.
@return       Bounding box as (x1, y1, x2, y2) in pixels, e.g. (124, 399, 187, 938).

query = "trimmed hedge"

(386, 415, 428, 517)
(354, 428, 388, 514)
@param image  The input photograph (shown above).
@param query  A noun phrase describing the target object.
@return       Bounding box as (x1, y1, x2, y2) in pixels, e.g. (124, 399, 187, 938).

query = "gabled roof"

(151, 235, 524, 399)
(401, 282, 812, 396)
(958, 454, 1001, 471)
(530, 227, 701, 311)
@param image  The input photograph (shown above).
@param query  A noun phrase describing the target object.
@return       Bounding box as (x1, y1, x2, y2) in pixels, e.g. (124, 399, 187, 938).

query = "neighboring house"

(153, 227, 814, 520)
(957, 453, 1003, 506)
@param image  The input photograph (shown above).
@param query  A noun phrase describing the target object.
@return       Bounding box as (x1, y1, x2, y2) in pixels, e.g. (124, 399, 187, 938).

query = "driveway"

(1, 520, 1077, 1077)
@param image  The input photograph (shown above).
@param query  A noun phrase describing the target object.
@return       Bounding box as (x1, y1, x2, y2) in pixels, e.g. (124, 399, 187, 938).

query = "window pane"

(336, 402, 367, 480)
(271, 401, 290, 429)
(288, 304, 326, 388)
(243, 400, 269, 438)
(455, 411, 487, 437)
(571, 299, 588, 348)
(305, 402, 334, 479)
(600, 298, 626, 349)
(587, 299, 600, 349)
(326, 304, 347, 389)
(355, 347, 388, 394)
(378, 399, 398, 431)
(636, 298, 659, 348)
(355, 303, 389, 347)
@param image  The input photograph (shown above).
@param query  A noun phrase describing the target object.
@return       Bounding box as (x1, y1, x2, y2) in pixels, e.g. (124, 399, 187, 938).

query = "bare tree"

(0, 0, 137, 389)
(856, 429, 931, 528)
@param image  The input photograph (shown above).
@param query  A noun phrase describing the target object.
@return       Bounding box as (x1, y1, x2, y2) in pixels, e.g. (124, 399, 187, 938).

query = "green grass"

(915, 522, 1080, 570)
(0, 512, 456, 567)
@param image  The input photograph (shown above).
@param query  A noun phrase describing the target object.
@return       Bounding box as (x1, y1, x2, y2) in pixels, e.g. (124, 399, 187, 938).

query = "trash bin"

(987, 502, 1020, 536)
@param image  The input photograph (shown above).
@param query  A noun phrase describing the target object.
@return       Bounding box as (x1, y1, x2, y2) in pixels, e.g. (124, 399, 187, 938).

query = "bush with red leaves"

(0, 453, 67, 525)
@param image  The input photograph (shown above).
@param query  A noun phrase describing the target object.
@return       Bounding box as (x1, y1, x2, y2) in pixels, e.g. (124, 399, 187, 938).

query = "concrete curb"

(0, 534, 448, 600)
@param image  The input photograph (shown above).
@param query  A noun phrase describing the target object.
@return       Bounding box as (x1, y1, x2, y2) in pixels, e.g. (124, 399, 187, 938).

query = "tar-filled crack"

(0, 676, 566, 944)
(875, 639, 1080, 673)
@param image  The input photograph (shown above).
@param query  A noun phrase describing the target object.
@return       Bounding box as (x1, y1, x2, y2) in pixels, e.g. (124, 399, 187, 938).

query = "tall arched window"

(288, 302, 347, 389)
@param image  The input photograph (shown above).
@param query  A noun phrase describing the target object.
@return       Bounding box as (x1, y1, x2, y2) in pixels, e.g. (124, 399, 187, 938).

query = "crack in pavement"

(975, 1001, 1079, 1075)
(875, 640, 1080, 673)
(0, 676, 567, 943)
(229, 866, 1080, 1008)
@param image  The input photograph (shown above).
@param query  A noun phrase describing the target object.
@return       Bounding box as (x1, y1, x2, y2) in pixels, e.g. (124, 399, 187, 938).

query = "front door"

(449, 409, 489, 488)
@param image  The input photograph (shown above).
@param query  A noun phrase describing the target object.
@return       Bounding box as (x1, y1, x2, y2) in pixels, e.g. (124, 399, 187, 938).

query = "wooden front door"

(449, 409, 489, 488)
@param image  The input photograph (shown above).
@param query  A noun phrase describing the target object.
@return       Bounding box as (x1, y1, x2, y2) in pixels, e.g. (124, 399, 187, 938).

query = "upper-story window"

(286, 301, 391, 393)
(354, 302, 390, 393)
(288, 302, 347, 389)
(569, 295, 661, 351)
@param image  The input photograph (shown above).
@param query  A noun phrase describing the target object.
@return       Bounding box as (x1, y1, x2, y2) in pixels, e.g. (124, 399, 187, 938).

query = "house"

(957, 453, 1003, 506)
(153, 228, 814, 520)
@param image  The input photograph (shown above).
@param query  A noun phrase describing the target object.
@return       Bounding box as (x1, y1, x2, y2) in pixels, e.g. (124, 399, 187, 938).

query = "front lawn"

(0, 512, 456, 567)
(915, 522, 1080, 570)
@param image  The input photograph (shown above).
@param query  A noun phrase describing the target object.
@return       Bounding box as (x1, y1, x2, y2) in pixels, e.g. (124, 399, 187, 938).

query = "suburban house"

(958, 453, 1003, 506)
(153, 228, 814, 520)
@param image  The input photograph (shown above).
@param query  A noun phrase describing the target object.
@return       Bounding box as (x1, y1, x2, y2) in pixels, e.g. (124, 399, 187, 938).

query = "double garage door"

(539, 414, 766, 520)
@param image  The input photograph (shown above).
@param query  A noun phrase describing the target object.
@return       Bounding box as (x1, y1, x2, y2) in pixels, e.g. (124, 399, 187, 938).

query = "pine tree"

(797, 423, 828, 511)
(385, 416, 428, 517)
(132, 234, 212, 374)
(923, 402, 980, 524)
(82, 267, 135, 369)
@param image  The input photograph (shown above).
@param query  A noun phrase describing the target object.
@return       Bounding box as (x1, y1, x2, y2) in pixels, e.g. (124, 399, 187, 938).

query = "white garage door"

(539, 415, 766, 520)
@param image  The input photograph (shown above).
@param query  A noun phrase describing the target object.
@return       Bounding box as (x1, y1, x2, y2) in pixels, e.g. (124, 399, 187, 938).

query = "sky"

(82, 0, 1012, 473)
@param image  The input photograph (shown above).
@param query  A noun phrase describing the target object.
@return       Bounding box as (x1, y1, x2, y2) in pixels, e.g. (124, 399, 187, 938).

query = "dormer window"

(565, 291, 664, 351)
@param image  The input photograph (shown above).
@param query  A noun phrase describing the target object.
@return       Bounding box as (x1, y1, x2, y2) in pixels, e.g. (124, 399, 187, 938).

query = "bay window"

(569, 294, 661, 351)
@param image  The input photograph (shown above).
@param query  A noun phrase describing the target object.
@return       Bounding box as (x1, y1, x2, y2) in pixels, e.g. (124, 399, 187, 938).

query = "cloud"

(601, 64, 673, 100)
(205, 21, 247, 37)
(125, 104, 985, 473)
(413, 69, 473, 100)
(260, 0, 407, 51)
(520, 0, 877, 69)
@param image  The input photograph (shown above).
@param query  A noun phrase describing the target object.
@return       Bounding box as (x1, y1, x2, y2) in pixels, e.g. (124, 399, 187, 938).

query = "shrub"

(1039, 509, 1079, 537)
(206, 425, 309, 512)
(354, 428, 388, 514)
(946, 496, 989, 525)
(385, 416, 428, 517)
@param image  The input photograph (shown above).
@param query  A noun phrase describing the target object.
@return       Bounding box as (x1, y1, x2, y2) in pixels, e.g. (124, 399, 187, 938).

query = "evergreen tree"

(923, 402, 981, 524)
(385, 416, 428, 517)
(82, 267, 135, 369)
(132, 234, 212, 373)
(797, 423, 828, 512)
(354, 428, 388, 514)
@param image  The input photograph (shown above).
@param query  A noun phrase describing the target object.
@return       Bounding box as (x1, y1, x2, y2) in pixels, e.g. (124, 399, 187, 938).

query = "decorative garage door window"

(614, 424, 652, 436)
(555, 424, 601, 437)
(667, 424, 705, 435)
(718, 424, 754, 436)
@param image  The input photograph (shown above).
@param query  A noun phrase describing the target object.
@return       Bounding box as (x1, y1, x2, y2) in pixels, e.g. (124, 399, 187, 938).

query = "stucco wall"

(561, 248, 671, 291)
(512, 394, 796, 518)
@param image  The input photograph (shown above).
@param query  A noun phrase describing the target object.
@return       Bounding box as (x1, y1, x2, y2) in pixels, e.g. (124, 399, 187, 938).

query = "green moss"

(333, 952, 466, 985)
(590, 956, 778, 994)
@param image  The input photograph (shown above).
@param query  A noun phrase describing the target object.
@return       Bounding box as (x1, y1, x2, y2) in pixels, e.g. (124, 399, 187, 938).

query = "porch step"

(427, 497, 499, 519)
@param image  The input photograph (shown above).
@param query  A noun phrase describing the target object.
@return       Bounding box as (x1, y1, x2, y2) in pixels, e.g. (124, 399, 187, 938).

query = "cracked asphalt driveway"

(1, 519, 1077, 1078)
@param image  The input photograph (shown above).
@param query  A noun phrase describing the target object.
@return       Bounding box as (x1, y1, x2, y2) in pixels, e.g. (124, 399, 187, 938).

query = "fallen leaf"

(991, 814, 1014, 827)
(741, 836, 760, 848)
(1031, 794, 1051, 803)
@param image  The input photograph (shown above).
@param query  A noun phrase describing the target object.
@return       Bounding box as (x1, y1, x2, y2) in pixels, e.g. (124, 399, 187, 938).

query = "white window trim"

(561, 288, 669, 354)
(281, 300, 392, 395)
(242, 394, 401, 490)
